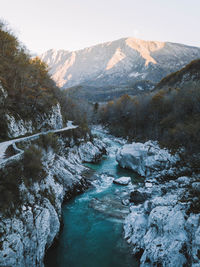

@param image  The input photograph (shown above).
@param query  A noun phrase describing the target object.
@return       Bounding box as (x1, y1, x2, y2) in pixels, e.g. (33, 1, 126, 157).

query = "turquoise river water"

(45, 129, 139, 267)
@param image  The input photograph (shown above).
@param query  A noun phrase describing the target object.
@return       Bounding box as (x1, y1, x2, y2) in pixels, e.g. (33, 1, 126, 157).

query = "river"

(45, 127, 140, 267)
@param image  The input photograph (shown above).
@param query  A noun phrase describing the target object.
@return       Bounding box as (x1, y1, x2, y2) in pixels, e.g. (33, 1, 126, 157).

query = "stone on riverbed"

(113, 177, 131, 186)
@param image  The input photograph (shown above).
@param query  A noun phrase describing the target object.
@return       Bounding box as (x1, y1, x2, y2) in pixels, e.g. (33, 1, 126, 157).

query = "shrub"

(0, 161, 22, 214)
(23, 145, 46, 182)
(36, 133, 60, 153)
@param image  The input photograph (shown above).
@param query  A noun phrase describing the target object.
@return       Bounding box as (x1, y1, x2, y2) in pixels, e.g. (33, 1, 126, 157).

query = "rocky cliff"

(0, 81, 63, 140)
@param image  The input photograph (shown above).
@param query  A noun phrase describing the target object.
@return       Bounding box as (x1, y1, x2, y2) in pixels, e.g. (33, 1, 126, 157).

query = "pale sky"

(1, 0, 200, 54)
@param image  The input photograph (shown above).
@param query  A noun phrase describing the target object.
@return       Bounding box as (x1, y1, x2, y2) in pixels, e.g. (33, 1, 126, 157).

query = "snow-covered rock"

(116, 141, 178, 177)
(118, 137, 200, 266)
(0, 131, 107, 266)
(6, 103, 63, 138)
(6, 114, 33, 138)
(124, 173, 200, 267)
(113, 176, 131, 185)
(35, 103, 63, 131)
(78, 138, 106, 162)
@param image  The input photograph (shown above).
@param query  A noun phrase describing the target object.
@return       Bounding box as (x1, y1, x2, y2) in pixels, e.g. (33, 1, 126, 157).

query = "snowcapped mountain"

(40, 38, 200, 89)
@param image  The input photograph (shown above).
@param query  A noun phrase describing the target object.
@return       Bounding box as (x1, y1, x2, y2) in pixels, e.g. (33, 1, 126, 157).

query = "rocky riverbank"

(0, 129, 106, 267)
(116, 140, 200, 267)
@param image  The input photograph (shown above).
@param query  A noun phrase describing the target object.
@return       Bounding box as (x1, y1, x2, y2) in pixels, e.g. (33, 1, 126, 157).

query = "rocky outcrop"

(6, 103, 63, 138)
(118, 140, 200, 266)
(0, 131, 106, 266)
(78, 138, 106, 163)
(0, 81, 64, 140)
(124, 175, 200, 267)
(116, 141, 179, 177)
(5, 114, 34, 138)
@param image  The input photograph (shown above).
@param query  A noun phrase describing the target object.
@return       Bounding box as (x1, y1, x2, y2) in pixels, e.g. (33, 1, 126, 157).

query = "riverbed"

(45, 127, 140, 267)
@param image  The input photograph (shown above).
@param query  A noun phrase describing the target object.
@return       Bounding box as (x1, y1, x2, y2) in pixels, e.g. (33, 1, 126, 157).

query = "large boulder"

(116, 141, 178, 177)
(113, 176, 131, 186)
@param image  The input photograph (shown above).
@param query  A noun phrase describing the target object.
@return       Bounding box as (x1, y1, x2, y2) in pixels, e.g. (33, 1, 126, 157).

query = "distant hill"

(155, 59, 200, 90)
(40, 38, 200, 91)
(64, 80, 155, 102)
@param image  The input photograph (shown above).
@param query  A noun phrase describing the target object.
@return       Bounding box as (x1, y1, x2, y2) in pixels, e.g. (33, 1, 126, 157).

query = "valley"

(0, 18, 200, 267)
(45, 127, 140, 267)
(44, 127, 200, 267)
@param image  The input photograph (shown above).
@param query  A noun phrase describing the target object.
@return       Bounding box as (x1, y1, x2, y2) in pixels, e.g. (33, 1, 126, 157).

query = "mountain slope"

(40, 38, 200, 90)
(155, 59, 200, 90)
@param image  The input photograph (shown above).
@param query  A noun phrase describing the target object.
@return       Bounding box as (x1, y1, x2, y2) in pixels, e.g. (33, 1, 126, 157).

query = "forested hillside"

(155, 59, 200, 90)
(0, 22, 89, 140)
(99, 59, 200, 169)
(0, 22, 60, 113)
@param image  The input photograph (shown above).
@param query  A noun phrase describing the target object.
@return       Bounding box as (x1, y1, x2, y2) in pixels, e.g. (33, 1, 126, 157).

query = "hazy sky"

(1, 0, 200, 54)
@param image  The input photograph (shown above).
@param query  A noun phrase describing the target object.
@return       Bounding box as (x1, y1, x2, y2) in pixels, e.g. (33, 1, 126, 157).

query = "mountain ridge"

(40, 37, 200, 98)
(43, 36, 200, 56)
